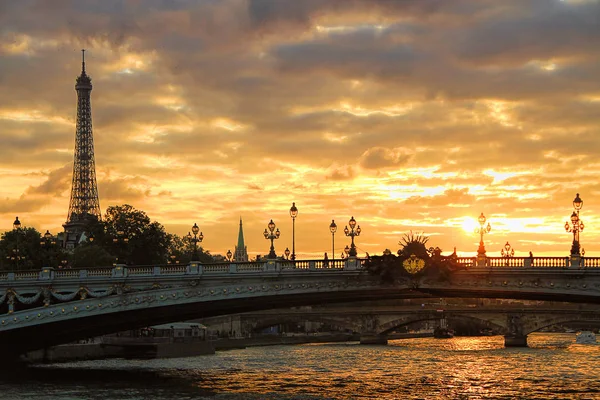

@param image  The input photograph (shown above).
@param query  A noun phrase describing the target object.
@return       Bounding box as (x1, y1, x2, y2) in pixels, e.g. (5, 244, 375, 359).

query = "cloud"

(0, 0, 599, 256)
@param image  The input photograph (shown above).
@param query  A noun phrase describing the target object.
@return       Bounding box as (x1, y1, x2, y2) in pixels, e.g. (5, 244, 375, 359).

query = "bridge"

(1, 255, 600, 355)
(210, 301, 600, 346)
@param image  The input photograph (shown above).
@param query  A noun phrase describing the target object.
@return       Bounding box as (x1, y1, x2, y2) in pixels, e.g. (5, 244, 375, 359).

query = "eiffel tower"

(63, 50, 101, 249)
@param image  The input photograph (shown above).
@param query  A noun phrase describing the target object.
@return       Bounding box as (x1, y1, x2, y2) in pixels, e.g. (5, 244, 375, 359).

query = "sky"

(0, 0, 599, 259)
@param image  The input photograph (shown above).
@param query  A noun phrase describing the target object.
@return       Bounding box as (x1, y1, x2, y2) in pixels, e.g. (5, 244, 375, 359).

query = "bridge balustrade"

(55, 270, 79, 279)
(487, 257, 525, 267)
(87, 268, 113, 277)
(235, 262, 264, 272)
(531, 257, 570, 268)
(582, 258, 600, 268)
(127, 266, 153, 276)
(15, 271, 38, 280)
(457, 257, 476, 267)
(203, 264, 230, 273)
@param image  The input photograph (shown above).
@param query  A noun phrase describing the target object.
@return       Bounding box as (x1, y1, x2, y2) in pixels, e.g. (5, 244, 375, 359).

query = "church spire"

(234, 217, 248, 262)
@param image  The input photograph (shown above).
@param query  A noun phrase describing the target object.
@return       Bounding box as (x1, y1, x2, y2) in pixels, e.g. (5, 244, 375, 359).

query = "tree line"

(0, 204, 214, 271)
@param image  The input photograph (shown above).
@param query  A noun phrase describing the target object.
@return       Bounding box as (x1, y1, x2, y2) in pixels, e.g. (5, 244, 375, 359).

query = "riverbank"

(21, 332, 434, 364)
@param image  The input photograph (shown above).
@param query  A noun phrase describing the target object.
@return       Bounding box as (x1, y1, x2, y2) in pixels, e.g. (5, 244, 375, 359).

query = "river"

(2, 333, 600, 399)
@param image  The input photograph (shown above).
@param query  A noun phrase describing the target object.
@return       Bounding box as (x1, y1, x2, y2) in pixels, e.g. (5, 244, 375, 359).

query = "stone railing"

(1, 255, 599, 284)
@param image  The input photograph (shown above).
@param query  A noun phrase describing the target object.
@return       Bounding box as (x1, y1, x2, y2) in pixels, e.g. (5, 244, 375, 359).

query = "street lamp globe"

(263, 228, 269, 239)
(284, 247, 291, 259)
(349, 216, 356, 230)
(192, 223, 200, 236)
(573, 193, 583, 211)
(478, 212, 486, 226)
(329, 220, 337, 234)
(289, 202, 298, 219)
(275, 228, 281, 238)
(226, 249, 232, 261)
(13, 216, 21, 230)
(571, 211, 579, 224)
(268, 219, 275, 232)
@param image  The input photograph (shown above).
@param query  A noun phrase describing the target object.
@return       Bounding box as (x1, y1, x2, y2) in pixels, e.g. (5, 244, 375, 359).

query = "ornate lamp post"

(112, 230, 129, 265)
(40, 230, 57, 268)
(226, 249, 233, 262)
(343, 216, 361, 257)
(565, 193, 584, 256)
(12, 216, 22, 271)
(187, 223, 204, 261)
(263, 219, 280, 259)
(501, 241, 514, 258)
(289, 202, 298, 260)
(475, 212, 491, 257)
(329, 219, 337, 262)
(284, 247, 291, 260)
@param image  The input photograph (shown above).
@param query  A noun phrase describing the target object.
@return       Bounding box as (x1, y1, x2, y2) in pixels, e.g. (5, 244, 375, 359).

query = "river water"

(2, 333, 600, 399)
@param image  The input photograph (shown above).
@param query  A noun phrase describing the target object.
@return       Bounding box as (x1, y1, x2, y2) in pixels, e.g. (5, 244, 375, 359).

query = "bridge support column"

(359, 315, 386, 345)
(359, 333, 388, 345)
(505, 314, 527, 347)
(504, 335, 528, 347)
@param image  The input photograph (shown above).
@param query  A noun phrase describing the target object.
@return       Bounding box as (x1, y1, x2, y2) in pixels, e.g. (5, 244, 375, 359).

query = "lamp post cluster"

(187, 223, 204, 261)
(501, 241, 514, 258)
(263, 219, 280, 259)
(565, 193, 584, 256)
(289, 202, 298, 260)
(344, 216, 361, 257)
(475, 212, 492, 257)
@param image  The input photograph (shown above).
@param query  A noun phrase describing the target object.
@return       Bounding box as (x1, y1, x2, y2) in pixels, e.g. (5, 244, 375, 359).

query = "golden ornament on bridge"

(403, 254, 426, 274)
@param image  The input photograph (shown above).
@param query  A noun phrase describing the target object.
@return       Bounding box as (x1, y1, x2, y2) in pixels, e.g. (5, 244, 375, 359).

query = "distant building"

(234, 217, 248, 262)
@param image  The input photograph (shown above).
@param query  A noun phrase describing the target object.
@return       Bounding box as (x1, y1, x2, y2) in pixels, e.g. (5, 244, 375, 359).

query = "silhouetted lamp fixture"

(289, 202, 298, 260)
(264, 219, 280, 259)
(284, 247, 291, 260)
(565, 193, 584, 256)
(226, 249, 233, 262)
(187, 223, 204, 261)
(475, 213, 491, 257)
(344, 216, 361, 257)
(501, 242, 514, 258)
(329, 220, 337, 262)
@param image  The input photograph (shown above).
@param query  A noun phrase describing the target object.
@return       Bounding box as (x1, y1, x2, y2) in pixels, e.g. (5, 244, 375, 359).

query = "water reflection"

(2, 334, 599, 399)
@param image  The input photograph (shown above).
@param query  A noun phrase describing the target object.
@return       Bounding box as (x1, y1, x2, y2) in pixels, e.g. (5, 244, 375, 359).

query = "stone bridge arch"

(518, 314, 600, 335)
(246, 315, 361, 333)
(376, 312, 507, 335)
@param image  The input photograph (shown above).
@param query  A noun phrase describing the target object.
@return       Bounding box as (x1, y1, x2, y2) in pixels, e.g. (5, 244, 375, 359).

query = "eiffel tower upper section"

(64, 50, 101, 233)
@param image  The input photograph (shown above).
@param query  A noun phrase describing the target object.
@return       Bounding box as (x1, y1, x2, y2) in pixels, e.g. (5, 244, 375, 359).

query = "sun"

(461, 217, 478, 233)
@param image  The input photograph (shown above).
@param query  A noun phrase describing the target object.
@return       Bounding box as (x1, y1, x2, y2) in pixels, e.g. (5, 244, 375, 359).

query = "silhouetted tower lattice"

(63, 50, 101, 247)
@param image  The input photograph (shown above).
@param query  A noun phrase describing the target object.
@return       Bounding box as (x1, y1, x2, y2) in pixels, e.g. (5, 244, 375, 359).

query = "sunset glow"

(0, 0, 599, 258)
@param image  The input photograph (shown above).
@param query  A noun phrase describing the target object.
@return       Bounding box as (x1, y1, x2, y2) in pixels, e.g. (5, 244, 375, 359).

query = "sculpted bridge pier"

(1, 255, 600, 354)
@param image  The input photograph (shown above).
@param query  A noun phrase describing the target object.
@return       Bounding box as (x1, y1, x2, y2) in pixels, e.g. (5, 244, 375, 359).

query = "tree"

(71, 243, 114, 269)
(0, 227, 68, 271)
(167, 233, 213, 264)
(100, 204, 171, 265)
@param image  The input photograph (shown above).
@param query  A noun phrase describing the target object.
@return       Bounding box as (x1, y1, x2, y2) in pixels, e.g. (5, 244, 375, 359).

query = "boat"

(576, 331, 596, 344)
(433, 327, 454, 339)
